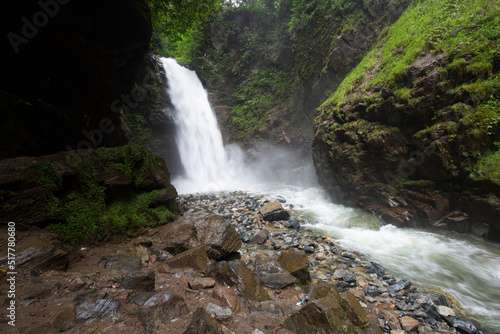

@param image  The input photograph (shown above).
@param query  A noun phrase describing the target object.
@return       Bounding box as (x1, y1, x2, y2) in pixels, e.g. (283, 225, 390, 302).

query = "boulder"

(260, 201, 290, 221)
(187, 277, 216, 290)
(157, 212, 241, 259)
(206, 303, 232, 320)
(73, 291, 121, 321)
(248, 228, 269, 245)
(211, 261, 271, 302)
(212, 286, 240, 312)
(163, 245, 210, 272)
(341, 291, 369, 327)
(399, 316, 419, 332)
(0, 232, 70, 271)
(278, 249, 311, 284)
(183, 307, 222, 334)
(130, 292, 189, 332)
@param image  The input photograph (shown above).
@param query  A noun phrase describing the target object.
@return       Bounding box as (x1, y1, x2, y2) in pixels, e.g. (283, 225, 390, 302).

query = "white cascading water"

(161, 57, 230, 194)
(162, 58, 500, 333)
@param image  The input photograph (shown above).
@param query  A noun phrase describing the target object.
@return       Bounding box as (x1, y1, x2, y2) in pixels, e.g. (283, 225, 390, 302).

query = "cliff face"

(189, 0, 411, 157)
(312, 0, 500, 241)
(0, 0, 152, 158)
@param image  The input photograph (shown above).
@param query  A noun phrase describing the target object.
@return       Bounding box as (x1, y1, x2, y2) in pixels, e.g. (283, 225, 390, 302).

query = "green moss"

(48, 147, 176, 245)
(471, 150, 500, 185)
(32, 161, 58, 187)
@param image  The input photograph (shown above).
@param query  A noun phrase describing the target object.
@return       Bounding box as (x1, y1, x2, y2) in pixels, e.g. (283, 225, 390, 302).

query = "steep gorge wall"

(312, 0, 500, 241)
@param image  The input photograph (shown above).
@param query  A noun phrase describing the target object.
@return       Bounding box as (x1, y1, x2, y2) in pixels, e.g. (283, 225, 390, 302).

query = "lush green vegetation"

(46, 146, 177, 245)
(322, 0, 500, 108)
(317, 0, 500, 185)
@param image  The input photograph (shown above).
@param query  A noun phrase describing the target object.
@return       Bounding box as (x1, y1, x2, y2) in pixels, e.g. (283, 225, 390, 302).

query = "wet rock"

(194, 214, 242, 259)
(0, 234, 70, 271)
(248, 228, 269, 245)
(448, 318, 479, 334)
(285, 219, 300, 229)
(381, 310, 402, 330)
(183, 307, 222, 334)
(74, 291, 121, 321)
(278, 249, 311, 284)
(211, 260, 271, 302)
(341, 291, 368, 327)
(163, 245, 210, 272)
(131, 292, 189, 332)
(52, 304, 75, 332)
(260, 201, 290, 221)
(98, 254, 142, 272)
(436, 305, 457, 317)
(157, 212, 241, 259)
(187, 277, 216, 290)
(206, 302, 232, 320)
(121, 270, 155, 291)
(212, 286, 240, 312)
(281, 302, 336, 334)
(387, 280, 411, 294)
(399, 316, 419, 332)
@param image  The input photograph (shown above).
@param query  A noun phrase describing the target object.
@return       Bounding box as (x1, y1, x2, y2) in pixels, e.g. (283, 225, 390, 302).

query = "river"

(161, 57, 500, 333)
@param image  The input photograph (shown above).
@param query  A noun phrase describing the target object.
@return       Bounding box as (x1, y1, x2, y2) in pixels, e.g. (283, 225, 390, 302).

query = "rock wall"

(0, 0, 152, 158)
(312, 1, 500, 241)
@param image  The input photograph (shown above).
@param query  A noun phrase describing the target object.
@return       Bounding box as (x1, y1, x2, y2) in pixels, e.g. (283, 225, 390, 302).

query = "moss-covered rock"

(313, 0, 500, 241)
(0, 146, 180, 245)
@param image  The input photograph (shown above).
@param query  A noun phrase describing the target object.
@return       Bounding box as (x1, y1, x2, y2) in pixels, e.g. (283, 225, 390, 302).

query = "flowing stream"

(162, 58, 500, 333)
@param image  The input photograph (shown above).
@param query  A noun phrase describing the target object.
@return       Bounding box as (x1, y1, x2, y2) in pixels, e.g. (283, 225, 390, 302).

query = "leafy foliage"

(147, 0, 222, 41)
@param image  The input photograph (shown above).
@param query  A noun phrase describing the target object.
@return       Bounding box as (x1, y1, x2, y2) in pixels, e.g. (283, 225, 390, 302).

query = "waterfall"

(161, 58, 230, 194)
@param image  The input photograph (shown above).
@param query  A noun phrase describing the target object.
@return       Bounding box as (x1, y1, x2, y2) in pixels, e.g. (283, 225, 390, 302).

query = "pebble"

(178, 191, 477, 334)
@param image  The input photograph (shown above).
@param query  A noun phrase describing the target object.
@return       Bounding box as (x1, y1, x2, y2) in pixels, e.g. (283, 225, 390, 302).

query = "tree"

(147, 0, 222, 41)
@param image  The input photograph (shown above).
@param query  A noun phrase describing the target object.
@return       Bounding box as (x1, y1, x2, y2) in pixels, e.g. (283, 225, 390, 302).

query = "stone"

(248, 228, 269, 244)
(187, 277, 216, 290)
(194, 214, 242, 259)
(341, 291, 368, 327)
(163, 245, 210, 272)
(257, 272, 296, 289)
(52, 305, 75, 332)
(278, 249, 311, 284)
(183, 307, 222, 334)
(74, 291, 121, 321)
(157, 212, 241, 259)
(381, 310, 402, 330)
(130, 292, 189, 332)
(98, 254, 142, 272)
(121, 270, 155, 291)
(211, 260, 271, 302)
(285, 219, 300, 229)
(212, 286, 240, 312)
(387, 280, 411, 294)
(436, 305, 457, 317)
(449, 318, 479, 334)
(260, 201, 290, 221)
(206, 302, 232, 320)
(399, 316, 419, 332)
(0, 234, 70, 271)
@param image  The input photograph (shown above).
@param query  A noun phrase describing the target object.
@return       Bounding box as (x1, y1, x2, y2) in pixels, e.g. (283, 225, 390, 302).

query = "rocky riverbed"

(0, 191, 483, 334)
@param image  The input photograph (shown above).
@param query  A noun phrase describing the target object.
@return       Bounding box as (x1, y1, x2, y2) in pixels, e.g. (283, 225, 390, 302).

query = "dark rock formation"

(0, 0, 153, 158)
(0, 145, 180, 243)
